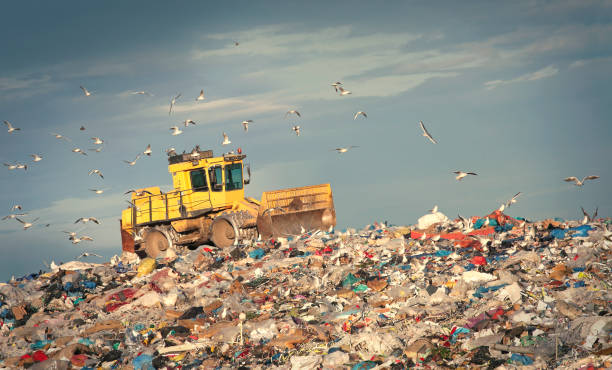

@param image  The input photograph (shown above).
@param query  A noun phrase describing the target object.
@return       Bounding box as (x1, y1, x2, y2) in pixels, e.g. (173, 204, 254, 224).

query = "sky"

(1, 0, 611, 280)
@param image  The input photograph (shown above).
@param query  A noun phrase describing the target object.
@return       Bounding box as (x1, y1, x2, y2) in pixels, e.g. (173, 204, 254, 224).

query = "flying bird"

(169, 93, 182, 115)
(79, 125, 86, 131)
(30, 154, 43, 162)
(429, 205, 438, 213)
(285, 110, 301, 118)
(123, 154, 141, 166)
(125, 189, 153, 196)
(170, 126, 183, 136)
(165, 147, 177, 156)
(353, 111, 367, 120)
(292, 125, 301, 136)
(89, 189, 105, 194)
(75, 217, 99, 224)
(11, 205, 22, 211)
(88, 169, 104, 179)
(196, 89, 205, 101)
(15, 217, 39, 230)
(51, 133, 71, 142)
(3, 163, 17, 170)
(70, 235, 94, 244)
(222, 132, 231, 145)
(564, 175, 600, 187)
(331, 82, 342, 92)
(16, 163, 27, 171)
(143, 144, 152, 156)
(338, 87, 351, 96)
(4, 121, 20, 133)
(131, 91, 153, 96)
(2, 213, 27, 220)
(91, 137, 104, 145)
(242, 120, 253, 132)
(89, 145, 104, 153)
(76, 252, 102, 259)
(80, 86, 92, 97)
(333, 146, 359, 153)
(453, 171, 478, 181)
(182, 119, 196, 127)
(419, 121, 437, 144)
(581, 207, 598, 224)
(72, 148, 87, 156)
(505, 192, 522, 208)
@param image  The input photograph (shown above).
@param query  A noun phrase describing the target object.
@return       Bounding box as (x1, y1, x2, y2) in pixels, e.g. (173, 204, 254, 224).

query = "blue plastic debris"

(435, 250, 451, 257)
(132, 353, 154, 370)
(510, 353, 534, 365)
(551, 225, 593, 239)
(352, 361, 378, 370)
(573, 281, 586, 288)
(249, 248, 265, 259)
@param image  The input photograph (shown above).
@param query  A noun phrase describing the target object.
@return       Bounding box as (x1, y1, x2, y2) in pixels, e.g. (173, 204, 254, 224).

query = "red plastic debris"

(471, 256, 487, 266)
(32, 350, 48, 362)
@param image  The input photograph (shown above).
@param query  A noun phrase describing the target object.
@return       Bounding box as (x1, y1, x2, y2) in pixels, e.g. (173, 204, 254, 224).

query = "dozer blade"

(256, 183, 336, 238)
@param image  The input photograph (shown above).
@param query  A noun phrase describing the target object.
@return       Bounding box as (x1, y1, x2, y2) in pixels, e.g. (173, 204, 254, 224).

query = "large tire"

(143, 230, 169, 258)
(211, 219, 236, 248)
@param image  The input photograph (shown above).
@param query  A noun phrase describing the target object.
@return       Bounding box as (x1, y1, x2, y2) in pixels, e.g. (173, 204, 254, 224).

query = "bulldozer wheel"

(211, 219, 235, 248)
(143, 230, 169, 258)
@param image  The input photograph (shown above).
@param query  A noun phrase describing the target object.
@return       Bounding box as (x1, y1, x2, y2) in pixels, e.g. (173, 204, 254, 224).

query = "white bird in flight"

(51, 133, 71, 142)
(453, 171, 478, 181)
(75, 217, 99, 224)
(4, 121, 20, 133)
(353, 111, 367, 120)
(170, 126, 183, 136)
(30, 154, 43, 162)
(338, 87, 351, 96)
(72, 148, 87, 156)
(419, 121, 437, 144)
(11, 205, 22, 211)
(16, 217, 39, 230)
(196, 89, 205, 101)
(169, 93, 182, 115)
(143, 144, 152, 156)
(76, 252, 102, 259)
(285, 110, 301, 118)
(4, 163, 17, 170)
(182, 119, 196, 127)
(333, 146, 359, 153)
(505, 192, 522, 208)
(89, 169, 104, 179)
(89, 145, 104, 153)
(564, 175, 600, 187)
(123, 154, 141, 166)
(71, 235, 94, 244)
(2, 213, 27, 220)
(131, 91, 153, 96)
(91, 137, 104, 145)
(331, 82, 342, 92)
(222, 132, 231, 145)
(80, 86, 92, 97)
(89, 189, 105, 194)
(242, 120, 253, 132)
(292, 125, 301, 136)
(16, 163, 27, 171)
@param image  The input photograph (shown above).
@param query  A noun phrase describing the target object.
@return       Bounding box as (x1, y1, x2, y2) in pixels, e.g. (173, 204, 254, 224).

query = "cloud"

(484, 65, 559, 90)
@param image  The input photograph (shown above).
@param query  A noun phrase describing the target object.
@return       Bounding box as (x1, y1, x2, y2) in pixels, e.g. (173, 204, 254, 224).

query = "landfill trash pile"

(1, 210, 611, 369)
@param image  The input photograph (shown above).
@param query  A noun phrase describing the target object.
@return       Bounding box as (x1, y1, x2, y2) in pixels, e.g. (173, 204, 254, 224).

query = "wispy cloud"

(484, 65, 559, 90)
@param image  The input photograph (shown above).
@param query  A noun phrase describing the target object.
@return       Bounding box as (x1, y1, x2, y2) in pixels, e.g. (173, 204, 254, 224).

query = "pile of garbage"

(1, 210, 611, 369)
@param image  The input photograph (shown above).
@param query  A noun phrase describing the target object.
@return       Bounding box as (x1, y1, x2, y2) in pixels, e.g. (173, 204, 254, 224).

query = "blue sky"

(1, 0, 611, 280)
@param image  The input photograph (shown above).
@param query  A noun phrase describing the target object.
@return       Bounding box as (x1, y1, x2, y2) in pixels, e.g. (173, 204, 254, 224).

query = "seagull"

(125, 189, 153, 196)
(333, 146, 359, 153)
(166, 147, 177, 156)
(564, 175, 600, 187)
(429, 205, 438, 213)
(91, 137, 104, 145)
(71, 235, 94, 244)
(16, 163, 27, 171)
(76, 252, 102, 259)
(353, 111, 367, 120)
(581, 207, 598, 224)
(505, 192, 522, 208)
(338, 87, 351, 96)
(170, 126, 183, 136)
(292, 125, 301, 136)
(88, 169, 104, 179)
(123, 154, 141, 166)
(15, 217, 39, 230)
(11, 205, 22, 211)
(285, 110, 301, 118)
(498, 203, 506, 212)
(4, 121, 20, 133)
(80, 86, 92, 97)
(222, 132, 231, 145)
(79, 125, 86, 131)
(419, 121, 437, 144)
(233, 40, 240, 46)
(196, 89, 205, 101)
(51, 133, 71, 142)
(242, 120, 253, 132)
(457, 214, 473, 233)
(131, 91, 153, 96)
(30, 154, 43, 162)
(143, 144, 152, 156)
(89, 145, 104, 153)
(4, 163, 17, 170)
(182, 119, 196, 127)
(89, 189, 105, 194)
(453, 171, 477, 181)
(331, 82, 342, 92)
(190, 148, 201, 158)
(62, 230, 78, 238)
(2, 213, 27, 220)
(169, 93, 182, 115)
(72, 148, 87, 156)
(75, 217, 99, 224)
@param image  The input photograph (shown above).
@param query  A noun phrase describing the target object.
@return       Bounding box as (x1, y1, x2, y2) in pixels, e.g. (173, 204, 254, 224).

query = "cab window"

(189, 169, 208, 192)
(208, 166, 223, 192)
(225, 163, 243, 191)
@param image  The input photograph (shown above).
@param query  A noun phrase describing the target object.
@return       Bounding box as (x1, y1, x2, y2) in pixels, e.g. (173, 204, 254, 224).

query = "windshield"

(190, 169, 208, 192)
(225, 163, 243, 191)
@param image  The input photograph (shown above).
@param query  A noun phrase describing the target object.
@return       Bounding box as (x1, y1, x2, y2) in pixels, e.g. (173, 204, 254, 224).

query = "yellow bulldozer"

(120, 148, 336, 257)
